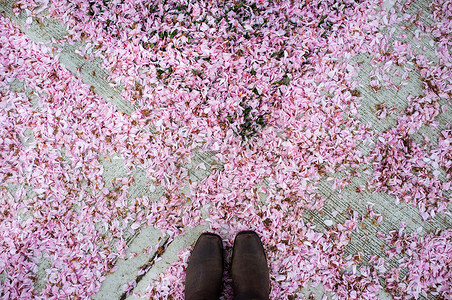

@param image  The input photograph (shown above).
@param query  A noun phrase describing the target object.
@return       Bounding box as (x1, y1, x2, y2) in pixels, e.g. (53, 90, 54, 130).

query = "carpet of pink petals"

(0, 0, 451, 299)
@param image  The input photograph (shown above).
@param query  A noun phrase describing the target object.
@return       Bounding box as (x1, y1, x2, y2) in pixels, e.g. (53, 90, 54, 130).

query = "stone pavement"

(1, 0, 450, 299)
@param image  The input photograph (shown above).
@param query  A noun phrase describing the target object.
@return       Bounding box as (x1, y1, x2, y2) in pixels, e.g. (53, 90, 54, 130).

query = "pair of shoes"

(185, 231, 270, 300)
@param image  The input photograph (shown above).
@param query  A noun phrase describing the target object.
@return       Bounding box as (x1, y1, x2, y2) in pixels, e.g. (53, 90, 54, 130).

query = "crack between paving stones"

(0, 1, 136, 115)
(119, 235, 172, 300)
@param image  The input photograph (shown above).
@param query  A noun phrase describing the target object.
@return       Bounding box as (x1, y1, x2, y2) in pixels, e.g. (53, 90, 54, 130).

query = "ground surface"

(0, 0, 451, 299)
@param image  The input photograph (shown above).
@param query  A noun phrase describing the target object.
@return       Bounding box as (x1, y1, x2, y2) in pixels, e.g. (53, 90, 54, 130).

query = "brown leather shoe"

(231, 231, 270, 300)
(185, 233, 224, 300)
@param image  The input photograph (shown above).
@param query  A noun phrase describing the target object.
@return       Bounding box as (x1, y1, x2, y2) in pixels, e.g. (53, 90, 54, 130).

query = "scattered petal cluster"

(379, 225, 452, 299)
(0, 0, 451, 299)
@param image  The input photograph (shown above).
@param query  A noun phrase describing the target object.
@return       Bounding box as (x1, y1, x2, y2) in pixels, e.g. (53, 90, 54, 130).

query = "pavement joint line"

(119, 235, 171, 300)
(0, 0, 136, 115)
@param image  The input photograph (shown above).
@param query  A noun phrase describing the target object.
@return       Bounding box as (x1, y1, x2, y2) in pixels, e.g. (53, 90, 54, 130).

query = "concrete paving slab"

(93, 226, 164, 300)
(125, 224, 209, 299)
(0, 0, 135, 114)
